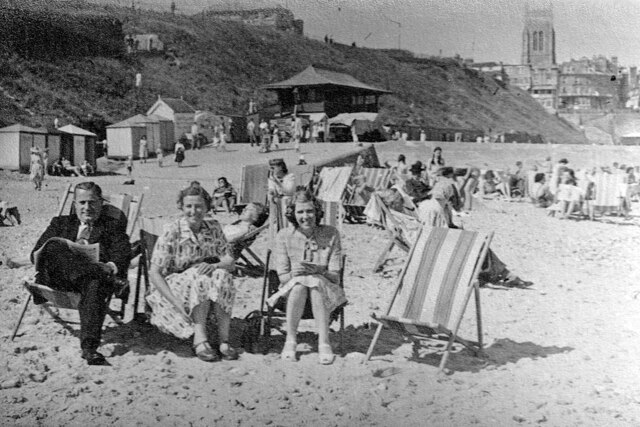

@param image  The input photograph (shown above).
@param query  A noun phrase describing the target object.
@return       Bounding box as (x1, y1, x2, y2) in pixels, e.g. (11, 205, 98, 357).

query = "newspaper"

(32, 237, 100, 270)
(65, 239, 100, 263)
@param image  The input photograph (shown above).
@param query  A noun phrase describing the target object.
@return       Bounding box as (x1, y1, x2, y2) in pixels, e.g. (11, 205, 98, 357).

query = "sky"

(125, 0, 640, 67)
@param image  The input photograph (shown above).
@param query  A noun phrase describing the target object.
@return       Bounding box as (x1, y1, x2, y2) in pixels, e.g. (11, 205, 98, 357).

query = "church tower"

(521, 2, 556, 67)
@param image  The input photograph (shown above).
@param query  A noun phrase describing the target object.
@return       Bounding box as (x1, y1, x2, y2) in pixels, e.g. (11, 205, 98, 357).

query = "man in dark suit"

(31, 182, 131, 365)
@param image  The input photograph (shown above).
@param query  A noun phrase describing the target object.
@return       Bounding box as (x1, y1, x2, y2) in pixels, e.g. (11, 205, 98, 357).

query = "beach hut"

(106, 115, 147, 159)
(146, 96, 196, 141)
(106, 114, 174, 159)
(145, 114, 175, 151)
(0, 124, 48, 172)
(58, 124, 98, 168)
(32, 126, 64, 167)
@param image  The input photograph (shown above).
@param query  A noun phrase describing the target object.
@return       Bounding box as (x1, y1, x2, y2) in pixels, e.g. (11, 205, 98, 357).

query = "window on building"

(539, 31, 544, 50)
(533, 31, 538, 51)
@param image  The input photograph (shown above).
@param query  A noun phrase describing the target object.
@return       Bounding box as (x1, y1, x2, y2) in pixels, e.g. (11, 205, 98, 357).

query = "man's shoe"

(112, 278, 129, 300)
(503, 277, 533, 288)
(218, 342, 239, 361)
(81, 349, 108, 366)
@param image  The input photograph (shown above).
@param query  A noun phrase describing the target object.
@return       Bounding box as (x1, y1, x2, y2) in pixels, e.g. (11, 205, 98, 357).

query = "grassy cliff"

(0, 3, 585, 143)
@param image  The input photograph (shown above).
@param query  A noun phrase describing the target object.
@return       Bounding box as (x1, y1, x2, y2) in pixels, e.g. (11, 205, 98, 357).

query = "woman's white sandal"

(281, 341, 297, 361)
(318, 344, 335, 365)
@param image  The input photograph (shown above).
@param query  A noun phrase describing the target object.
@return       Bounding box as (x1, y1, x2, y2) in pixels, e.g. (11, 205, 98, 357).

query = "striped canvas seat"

(315, 166, 353, 202)
(365, 226, 493, 371)
(319, 200, 345, 234)
(593, 172, 622, 214)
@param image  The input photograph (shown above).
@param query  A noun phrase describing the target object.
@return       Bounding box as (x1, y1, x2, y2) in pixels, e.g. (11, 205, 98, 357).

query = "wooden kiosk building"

(262, 65, 390, 119)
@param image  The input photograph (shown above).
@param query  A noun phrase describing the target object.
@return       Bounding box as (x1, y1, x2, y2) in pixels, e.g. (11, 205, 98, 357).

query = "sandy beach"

(2, 141, 640, 426)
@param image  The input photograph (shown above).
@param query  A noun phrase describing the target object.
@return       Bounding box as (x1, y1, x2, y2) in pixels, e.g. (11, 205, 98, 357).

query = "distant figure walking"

(29, 149, 44, 191)
(139, 135, 148, 163)
(174, 141, 186, 167)
(156, 146, 164, 167)
(42, 148, 49, 175)
(247, 118, 257, 147)
(127, 155, 133, 176)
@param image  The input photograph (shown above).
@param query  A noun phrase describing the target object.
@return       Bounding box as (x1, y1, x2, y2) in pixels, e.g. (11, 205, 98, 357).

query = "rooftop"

(262, 66, 391, 94)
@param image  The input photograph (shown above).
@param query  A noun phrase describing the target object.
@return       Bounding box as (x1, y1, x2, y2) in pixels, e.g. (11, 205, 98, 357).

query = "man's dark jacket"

(31, 208, 131, 278)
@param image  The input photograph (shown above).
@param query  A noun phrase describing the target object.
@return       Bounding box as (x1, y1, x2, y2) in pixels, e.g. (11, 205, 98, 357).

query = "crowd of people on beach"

(18, 140, 638, 369)
(374, 148, 638, 224)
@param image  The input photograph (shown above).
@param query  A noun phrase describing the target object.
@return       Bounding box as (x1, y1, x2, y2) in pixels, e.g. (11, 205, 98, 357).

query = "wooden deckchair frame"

(11, 183, 143, 340)
(371, 193, 420, 273)
(364, 226, 493, 372)
(256, 250, 347, 355)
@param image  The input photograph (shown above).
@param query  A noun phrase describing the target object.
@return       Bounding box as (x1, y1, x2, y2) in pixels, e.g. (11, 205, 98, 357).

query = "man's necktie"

(77, 224, 91, 245)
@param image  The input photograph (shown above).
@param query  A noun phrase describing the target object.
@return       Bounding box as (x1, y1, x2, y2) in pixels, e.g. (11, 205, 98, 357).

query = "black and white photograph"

(1, 0, 639, 425)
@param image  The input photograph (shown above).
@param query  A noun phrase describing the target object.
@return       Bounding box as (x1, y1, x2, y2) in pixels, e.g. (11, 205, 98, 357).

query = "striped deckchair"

(315, 166, 353, 202)
(362, 167, 392, 191)
(344, 168, 392, 206)
(593, 172, 622, 215)
(239, 164, 270, 205)
(364, 226, 493, 371)
(319, 200, 345, 234)
(371, 193, 421, 273)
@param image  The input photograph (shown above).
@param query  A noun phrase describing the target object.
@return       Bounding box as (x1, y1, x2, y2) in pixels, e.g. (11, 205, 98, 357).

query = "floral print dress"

(146, 217, 235, 339)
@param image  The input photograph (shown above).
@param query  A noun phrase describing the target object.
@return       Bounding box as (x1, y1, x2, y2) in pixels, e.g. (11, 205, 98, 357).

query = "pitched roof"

(262, 66, 391, 94)
(58, 124, 97, 137)
(160, 97, 196, 113)
(107, 114, 150, 128)
(0, 124, 47, 134)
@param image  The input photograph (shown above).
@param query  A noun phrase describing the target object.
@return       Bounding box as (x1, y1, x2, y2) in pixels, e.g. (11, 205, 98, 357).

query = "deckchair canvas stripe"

(433, 231, 477, 326)
(402, 227, 448, 319)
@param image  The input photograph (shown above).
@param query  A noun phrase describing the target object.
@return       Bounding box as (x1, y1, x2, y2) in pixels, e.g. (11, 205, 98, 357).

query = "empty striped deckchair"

(364, 226, 493, 371)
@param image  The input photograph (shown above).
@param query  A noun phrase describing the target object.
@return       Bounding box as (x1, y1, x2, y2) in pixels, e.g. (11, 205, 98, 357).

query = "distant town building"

(204, 5, 303, 35)
(558, 56, 620, 111)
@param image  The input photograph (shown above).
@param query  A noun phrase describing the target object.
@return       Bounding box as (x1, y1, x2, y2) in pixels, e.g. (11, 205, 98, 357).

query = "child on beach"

(126, 155, 133, 177)
(156, 147, 163, 167)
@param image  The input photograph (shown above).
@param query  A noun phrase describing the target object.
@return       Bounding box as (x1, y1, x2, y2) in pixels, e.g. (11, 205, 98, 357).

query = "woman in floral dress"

(147, 184, 238, 362)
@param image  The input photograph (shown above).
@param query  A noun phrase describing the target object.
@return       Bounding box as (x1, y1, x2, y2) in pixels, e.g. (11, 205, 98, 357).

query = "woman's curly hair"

(177, 182, 213, 211)
(284, 190, 324, 227)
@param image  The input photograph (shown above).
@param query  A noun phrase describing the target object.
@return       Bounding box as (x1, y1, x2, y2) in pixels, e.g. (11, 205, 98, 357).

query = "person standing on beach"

(174, 140, 186, 167)
(247, 119, 257, 147)
(126, 156, 133, 177)
(30, 149, 45, 191)
(139, 135, 148, 163)
(156, 146, 164, 168)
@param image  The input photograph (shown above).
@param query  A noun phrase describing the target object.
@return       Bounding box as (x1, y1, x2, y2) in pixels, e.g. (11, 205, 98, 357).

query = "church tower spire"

(521, 1, 556, 67)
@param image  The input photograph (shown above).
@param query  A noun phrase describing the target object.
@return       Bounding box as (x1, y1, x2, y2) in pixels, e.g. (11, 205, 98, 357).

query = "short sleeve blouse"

(274, 225, 342, 276)
(151, 217, 229, 276)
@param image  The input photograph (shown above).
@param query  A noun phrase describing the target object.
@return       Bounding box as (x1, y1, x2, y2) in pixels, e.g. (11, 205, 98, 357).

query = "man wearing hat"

(404, 161, 430, 204)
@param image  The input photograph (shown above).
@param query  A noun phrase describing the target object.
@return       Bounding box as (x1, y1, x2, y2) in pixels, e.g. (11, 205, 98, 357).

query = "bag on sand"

(241, 310, 269, 354)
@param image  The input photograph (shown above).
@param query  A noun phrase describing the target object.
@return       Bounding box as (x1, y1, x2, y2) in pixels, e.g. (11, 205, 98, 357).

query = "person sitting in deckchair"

(30, 182, 131, 365)
(268, 158, 296, 203)
(212, 177, 237, 212)
(531, 173, 553, 208)
(268, 190, 347, 365)
(404, 161, 430, 204)
(223, 202, 268, 258)
(381, 182, 532, 289)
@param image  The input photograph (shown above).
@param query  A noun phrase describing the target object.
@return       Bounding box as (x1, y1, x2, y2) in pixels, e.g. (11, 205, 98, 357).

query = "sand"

(1, 141, 640, 426)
